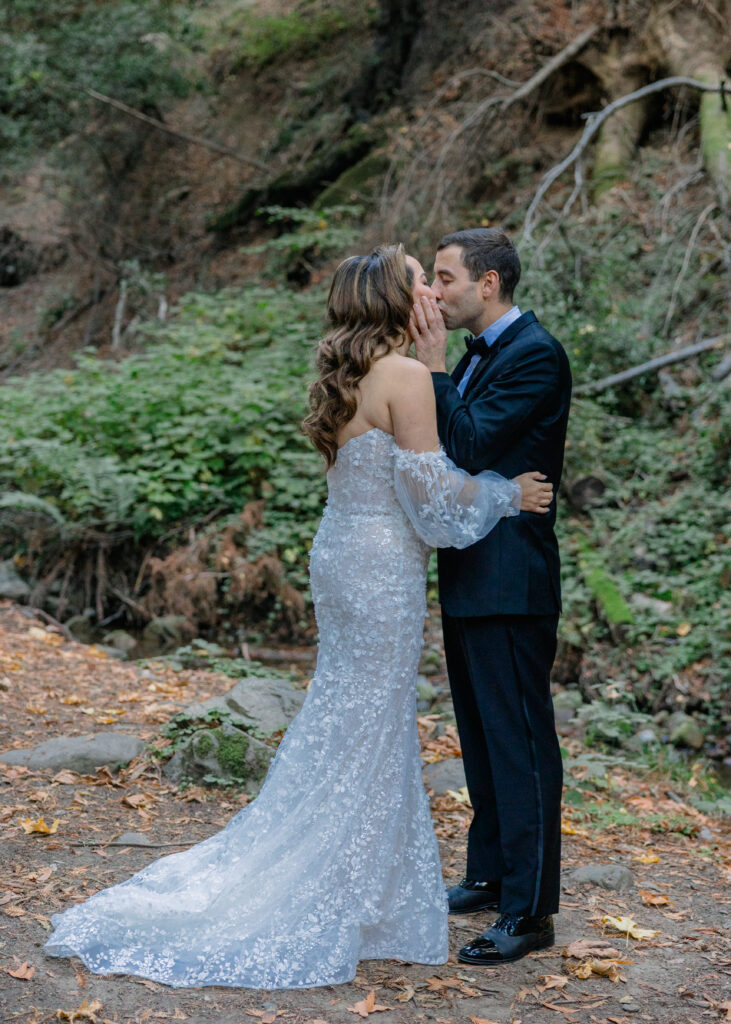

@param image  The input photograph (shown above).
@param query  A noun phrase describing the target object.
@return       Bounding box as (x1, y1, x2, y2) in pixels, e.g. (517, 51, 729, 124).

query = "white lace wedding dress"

(45, 428, 519, 989)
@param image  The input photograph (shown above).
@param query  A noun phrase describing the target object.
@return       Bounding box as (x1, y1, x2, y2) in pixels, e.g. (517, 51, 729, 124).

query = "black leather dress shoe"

(458, 913, 555, 964)
(447, 877, 501, 915)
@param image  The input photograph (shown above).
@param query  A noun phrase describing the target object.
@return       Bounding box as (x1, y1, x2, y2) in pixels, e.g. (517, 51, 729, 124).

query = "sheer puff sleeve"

(393, 447, 521, 549)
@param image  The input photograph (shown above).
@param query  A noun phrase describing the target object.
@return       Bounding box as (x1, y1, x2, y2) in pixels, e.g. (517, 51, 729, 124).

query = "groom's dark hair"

(437, 227, 520, 303)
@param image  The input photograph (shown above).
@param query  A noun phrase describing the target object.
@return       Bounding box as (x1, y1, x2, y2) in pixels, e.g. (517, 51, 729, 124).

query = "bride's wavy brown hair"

(303, 244, 414, 467)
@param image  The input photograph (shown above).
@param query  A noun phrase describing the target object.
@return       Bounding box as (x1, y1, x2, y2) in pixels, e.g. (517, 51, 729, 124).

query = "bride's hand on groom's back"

(514, 471, 553, 513)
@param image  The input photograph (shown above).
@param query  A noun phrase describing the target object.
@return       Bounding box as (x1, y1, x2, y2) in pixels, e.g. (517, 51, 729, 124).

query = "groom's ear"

(481, 269, 500, 298)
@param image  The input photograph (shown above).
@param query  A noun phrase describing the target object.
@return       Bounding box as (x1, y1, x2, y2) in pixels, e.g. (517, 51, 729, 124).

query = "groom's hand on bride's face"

(409, 296, 448, 373)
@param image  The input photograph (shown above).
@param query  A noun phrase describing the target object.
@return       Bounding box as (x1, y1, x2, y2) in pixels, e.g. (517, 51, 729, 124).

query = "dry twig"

(573, 334, 728, 395)
(523, 77, 726, 240)
(85, 88, 273, 174)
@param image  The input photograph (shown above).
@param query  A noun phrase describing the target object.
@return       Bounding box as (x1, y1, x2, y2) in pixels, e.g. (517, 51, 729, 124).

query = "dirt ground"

(1, 602, 729, 1024)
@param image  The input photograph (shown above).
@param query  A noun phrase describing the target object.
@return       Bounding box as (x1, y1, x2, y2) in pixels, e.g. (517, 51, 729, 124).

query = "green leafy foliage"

(0, 0, 192, 169)
(227, 2, 375, 70)
(0, 285, 327, 551)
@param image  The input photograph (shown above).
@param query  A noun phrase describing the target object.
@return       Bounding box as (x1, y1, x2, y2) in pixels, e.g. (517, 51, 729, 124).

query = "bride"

(45, 245, 553, 989)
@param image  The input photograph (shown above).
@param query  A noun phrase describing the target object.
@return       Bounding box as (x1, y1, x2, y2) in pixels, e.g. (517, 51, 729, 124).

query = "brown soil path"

(1, 603, 729, 1024)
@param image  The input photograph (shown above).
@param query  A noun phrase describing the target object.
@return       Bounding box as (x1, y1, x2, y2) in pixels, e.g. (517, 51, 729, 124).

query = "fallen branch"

(523, 77, 727, 240)
(574, 334, 728, 395)
(85, 88, 273, 174)
(422, 23, 601, 223)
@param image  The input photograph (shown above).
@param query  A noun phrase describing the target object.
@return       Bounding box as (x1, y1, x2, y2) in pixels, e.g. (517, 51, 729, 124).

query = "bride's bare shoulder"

(375, 352, 432, 383)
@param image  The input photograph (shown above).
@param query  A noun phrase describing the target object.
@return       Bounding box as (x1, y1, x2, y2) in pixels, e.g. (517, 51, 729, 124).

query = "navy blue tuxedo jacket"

(432, 311, 572, 617)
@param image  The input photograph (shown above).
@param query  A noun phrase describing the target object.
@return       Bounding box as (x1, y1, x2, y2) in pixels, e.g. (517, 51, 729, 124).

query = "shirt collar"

(477, 305, 522, 348)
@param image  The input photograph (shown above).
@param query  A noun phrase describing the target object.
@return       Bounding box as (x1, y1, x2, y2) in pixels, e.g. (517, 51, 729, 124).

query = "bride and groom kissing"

(45, 228, 572, 989)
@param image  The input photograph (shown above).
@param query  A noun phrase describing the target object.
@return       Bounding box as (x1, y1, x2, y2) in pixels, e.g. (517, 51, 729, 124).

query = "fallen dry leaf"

(56, 997, 103, 1023)
(632, 852, 660, 864)
(446, 786, 472, 806)
(7, 962, 35, 980)
(121, 793, 151, 809)
(569, 959, 628, 983)
(28, 625, 64, 645)
(19, 816, 60, 834)
(564, 939, 622, 959)
(347, 990, 390, 1017)
(537, 974, 568, 991)
(3, 904, 27, 917)
(601, 915, 659, 941)
(470, 1018, 504, 1024)
(638, 889, 669, 907)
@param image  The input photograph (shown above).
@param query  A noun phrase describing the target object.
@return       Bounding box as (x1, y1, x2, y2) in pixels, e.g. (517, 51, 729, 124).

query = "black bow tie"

(464, 334, 491, 358)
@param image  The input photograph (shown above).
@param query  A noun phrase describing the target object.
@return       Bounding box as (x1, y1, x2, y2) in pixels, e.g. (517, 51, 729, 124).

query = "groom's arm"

(432, 340, 560, 473)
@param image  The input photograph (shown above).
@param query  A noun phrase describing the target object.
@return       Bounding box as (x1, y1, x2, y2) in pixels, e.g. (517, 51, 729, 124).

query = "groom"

(410, 227, 571, 965)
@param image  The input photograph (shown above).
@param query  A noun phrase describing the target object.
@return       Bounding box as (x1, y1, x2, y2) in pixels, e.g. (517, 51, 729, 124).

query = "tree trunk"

(589, 37, 650, 199)
(649, 7, 730, 195)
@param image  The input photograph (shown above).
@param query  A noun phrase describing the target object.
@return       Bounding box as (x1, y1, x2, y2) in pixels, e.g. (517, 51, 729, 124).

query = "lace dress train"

(44, 428, 519, 989)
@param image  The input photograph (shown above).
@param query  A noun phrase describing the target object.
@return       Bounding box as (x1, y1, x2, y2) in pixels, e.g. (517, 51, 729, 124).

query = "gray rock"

(625, 727, 661, 752)
(569, 863, 634, 892)
(422, 757, 466, 796)
(416, 676, 439, 710)
(163, 723, 272, 793)
(140, 615, 193, 655)
(102, 629, 138, 657)
(96, 644, 128, 661)
(553, 689, 584, 710)
(0, 732, 145, 773)
(116, 831, 152, 846)
(668, 711, 705, 750)
(0, 560, 30, 599)
(419, 649, 442, 677)
(697, 825, 715, 843)
(178, 676, 306, 738)
(65, 614, 96, 644)
(630, 593, 673, 618)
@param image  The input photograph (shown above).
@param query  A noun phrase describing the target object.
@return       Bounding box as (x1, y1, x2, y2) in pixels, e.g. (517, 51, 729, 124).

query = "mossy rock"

(163, 723, 272, 792)
(316, 151, 390, 208)
(209, 122, 380, 232)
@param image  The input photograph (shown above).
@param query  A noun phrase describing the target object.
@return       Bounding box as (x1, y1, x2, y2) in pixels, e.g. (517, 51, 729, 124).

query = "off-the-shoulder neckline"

(336, 427, 393, 453)
(337, 428, 442, 459)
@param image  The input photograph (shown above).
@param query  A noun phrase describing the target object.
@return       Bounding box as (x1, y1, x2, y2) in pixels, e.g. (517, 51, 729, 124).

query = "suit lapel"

(450, 350, 473, 386)
(461, 311, 538, 399)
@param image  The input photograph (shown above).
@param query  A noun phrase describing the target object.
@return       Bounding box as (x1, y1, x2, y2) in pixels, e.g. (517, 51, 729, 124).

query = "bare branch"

(423, 23, 602, 224)
(663, 202, 717, 333)
(85, 88, 273, 174)
(523, 77, 725, 240)
(573, 334, 728, 396)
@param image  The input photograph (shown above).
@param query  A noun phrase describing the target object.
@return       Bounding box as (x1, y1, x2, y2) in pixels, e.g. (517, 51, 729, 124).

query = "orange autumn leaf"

(4, 905, 27, 917)
(121, 793, 151, 809)
(56, 998, 103, 1023)
(639, 889, 670, 907)
(19, 816, 60, 834)
(7, 961, 35, 980)
(632, 851, 660, 864)
(347, 990, 390, 1017)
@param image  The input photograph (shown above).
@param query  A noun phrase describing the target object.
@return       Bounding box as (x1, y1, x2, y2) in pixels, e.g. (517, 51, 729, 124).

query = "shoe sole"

(457, 933, 555, 965)
(448, 902, 500, 915)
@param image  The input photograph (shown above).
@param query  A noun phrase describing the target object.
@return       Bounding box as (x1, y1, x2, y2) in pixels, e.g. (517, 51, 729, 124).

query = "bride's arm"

(386, 361, 550, 548)
(388, 357, 441, 453)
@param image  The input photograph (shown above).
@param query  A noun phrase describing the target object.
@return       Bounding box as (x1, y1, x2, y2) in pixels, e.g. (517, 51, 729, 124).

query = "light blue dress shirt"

(456, 305, 522, 397)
